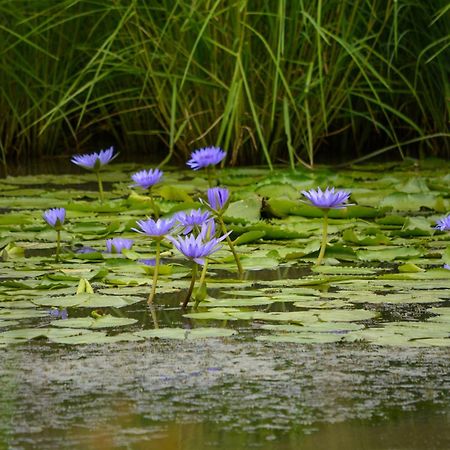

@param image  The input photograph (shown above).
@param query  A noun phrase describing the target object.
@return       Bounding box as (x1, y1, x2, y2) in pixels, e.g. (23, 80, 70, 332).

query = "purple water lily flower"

(174, 208, 212, 234)
(435, 214, 450, 231)
(443, 264, 450, 270)
(71, 146, 117, 171)
(43, 208, 66, 229)
(131, 168, 163, 190)
(106, 238, 134, 254)
(167, 224, 230, 265)
(187, 146, 226, 170)
(132, 218, 175, 238)
(198, 219, 216, 239)
(139, 258, 157, 266)
(201, 187, 230, 214)
(48, 308, 68, 320)
(302, 187, 351, 209)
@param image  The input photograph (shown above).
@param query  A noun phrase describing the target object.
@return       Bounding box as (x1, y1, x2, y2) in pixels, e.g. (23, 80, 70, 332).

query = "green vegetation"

(0, 160, 449, 346)
(0, 0, 449, 170)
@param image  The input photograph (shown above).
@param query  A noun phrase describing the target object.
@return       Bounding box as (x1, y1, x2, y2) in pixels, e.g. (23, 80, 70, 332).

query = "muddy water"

(1, 337, 449, 449)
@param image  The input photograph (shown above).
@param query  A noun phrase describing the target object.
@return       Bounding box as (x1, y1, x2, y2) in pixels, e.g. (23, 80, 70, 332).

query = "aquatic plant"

(173, 208, 212, 234)
(133, 218, 175, 238)
(435, 214, 450, 231)
(48, 308, 68, 320)
(131, 168, 163, 218)
(202, 187, 243, 277)
(43, 207, 66, 262)
(106, 238, 134, 254)
(133, 218, 175, 304)
(168, 221, 230, 308)
(187, 147, 226, 187)
(169, 224, 227, 266)
(204, 187, 230, 214)
(302, 187, 352, 265)
(71, 147, 117, 202)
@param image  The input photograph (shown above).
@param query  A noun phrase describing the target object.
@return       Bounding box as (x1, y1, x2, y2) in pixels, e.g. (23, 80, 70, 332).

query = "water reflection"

(8, 408, 450, 449)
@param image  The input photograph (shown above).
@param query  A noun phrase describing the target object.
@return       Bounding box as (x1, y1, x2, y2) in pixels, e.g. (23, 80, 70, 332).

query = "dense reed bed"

(0, 0, 448, 171)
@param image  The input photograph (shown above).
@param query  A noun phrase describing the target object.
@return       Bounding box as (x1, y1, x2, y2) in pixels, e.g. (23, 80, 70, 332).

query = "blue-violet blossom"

(302, 187, 351, 209)
(71, 146, 117, 171)
(106, 238, 134, 254)
(131, 169, 163, 190)
(48, 308, 68, 320)
(435, 214, 450, 231)
(174, 208, 212, 234)
(132, 218, 175, 238)
(168, 223, 230, 265)
(43, 208, 66, 230)
(187, 146, 226, 170)
(202, 187, 230, 214)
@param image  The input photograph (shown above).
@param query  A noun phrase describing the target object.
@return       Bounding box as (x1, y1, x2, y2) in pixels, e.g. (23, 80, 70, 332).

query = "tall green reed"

(0, 0, 448, 171)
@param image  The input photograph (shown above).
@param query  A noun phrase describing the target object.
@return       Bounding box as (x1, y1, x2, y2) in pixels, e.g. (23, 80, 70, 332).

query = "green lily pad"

(135, 327, 237, 340)
(225, 196, 261, 223)
(49, 331, 144, 344)
(293, 299, 351, 309)
(203, 297, 275, 307)
(0, 309, 48, 320)
(380, 193, 443, 212)
(357, 246, 422, 262)
(0, 327, 94, 344)
(256, 333, 344, 344)
(32, 293, 142, 308)
(260, 322, 364, 333)
(345, 321, 450, 346)
(51, 315, 137, 329)
(0, 320, 19, 327)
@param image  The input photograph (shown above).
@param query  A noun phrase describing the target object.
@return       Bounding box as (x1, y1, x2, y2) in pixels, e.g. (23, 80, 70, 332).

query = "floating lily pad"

(32, 293, 142, 308)
(256, 333, 344, 344)
(135, 327, 237, 340)
(49, 331, 144, 344)
(0, 320, 18, 327)
(0, 309, 48, 320)
(293, 299, 351, 309)
(203, 297, 275, 307)
(51, 315, 137, 329)
(345, 321, 450, 346)
(357, 246, 422, 262)
(260, 322, 364, 333)
(0, 327, 93, 344)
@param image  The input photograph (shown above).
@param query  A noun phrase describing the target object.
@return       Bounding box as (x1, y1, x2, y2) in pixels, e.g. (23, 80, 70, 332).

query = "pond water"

(0, 159, 449, 448)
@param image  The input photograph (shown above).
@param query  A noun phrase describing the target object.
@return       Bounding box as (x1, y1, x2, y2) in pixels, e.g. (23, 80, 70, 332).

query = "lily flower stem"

(149, 190, 159, 219)
(218, 216, 243, 279)
(206, 166, 214, 188)
(147, 240, 161, 304)
(194, 260, 209, 309)
(148, 304, 159, 329)
(316, 210, 329, 266)
(55, 229, 61, 263)
(182, 263, 198, 308)
(95, 170, 104, 203)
